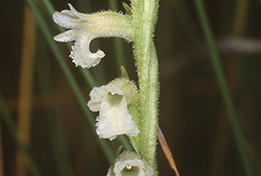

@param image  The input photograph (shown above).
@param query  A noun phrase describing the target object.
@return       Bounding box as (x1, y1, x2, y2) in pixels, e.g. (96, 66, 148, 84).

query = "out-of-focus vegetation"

(1, 0, 261, 175)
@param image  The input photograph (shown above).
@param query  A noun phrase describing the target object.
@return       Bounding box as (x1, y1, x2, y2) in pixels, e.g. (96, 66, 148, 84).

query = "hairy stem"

(131, 0, 159, 173)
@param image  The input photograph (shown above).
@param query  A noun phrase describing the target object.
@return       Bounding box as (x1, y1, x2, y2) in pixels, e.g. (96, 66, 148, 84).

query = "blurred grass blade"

(108, 0, 126, 72)
(0, 117, 3, 176)
(35, 45, 75, 176)
(25, 0, 114, 163)
(16, 4, 36, 176)
(210, 0, 250, 175)
(232, 0, 250, 36)
(193, 1, 253, 176)
(0, 93, 42, 176)
(171, 0, 201, 46)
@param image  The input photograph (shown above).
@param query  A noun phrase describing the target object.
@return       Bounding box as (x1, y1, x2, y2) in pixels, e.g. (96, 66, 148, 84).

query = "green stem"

(131, 0, 159, 172)
(194, 1, 253, 176)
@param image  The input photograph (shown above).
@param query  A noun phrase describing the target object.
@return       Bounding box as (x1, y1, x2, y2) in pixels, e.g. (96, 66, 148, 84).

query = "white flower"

(106, 151, 153, 176)
(53, 3, 133, 68)
(87, 78, 139, 140)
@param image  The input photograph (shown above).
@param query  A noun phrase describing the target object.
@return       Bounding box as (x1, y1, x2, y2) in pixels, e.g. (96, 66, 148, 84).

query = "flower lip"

(87, 78, 139, 140)
(53, 3, 133, 68)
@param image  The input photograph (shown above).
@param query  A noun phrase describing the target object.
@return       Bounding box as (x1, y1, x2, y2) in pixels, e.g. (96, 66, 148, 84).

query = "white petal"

(96, 93, 139, 140)
(53, 11, 82, 29)
(87, 84, 124, 112)
(68, 3, 91, 20)
(69, 31, 105, 68)
(53, 29, 78, 42)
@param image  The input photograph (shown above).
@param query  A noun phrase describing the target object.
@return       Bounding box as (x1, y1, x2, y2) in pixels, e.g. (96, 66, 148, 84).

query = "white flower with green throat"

(87, 75, 140, 141)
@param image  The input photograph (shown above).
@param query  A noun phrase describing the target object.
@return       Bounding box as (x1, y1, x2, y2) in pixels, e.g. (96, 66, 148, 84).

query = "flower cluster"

(53, 3, 154, 176)
(53, 4, 139, 140)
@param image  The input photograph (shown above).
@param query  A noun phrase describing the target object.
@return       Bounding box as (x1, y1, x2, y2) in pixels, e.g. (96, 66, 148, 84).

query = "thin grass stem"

(0, 106, 4, 176)
(16, 4, 36, 176)
(0, 93, 42, 176)
(108, 0, 126, 72)
(170, 0, 201, 46)
(193, 1, 253, 176)
(35, 46, 76, 176)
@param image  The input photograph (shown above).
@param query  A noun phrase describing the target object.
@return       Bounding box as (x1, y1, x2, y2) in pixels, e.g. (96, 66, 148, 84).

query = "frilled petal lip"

(95, 104, 140, 140)
(68, 30, 105, 68)
(95, 91, 139, 140)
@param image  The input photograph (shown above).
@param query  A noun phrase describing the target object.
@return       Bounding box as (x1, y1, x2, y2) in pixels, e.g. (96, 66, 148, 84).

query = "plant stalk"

(131, 0, 160, 173)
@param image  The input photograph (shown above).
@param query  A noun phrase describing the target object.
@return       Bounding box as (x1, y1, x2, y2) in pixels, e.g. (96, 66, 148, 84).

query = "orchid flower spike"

(87, 77, 139, 140)
(53, 3, 133, 68)
(106, 151, 153, 176)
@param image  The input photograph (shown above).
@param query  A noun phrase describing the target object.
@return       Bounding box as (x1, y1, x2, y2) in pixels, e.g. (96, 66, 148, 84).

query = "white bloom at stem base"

(87, 78, 139, 140)
(106, 151, 153, 176)
(53, 3, 133, 68)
